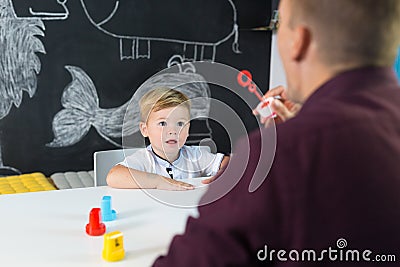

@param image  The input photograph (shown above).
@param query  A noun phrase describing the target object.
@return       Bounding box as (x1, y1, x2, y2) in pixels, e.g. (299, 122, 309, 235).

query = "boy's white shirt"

(118, 145, 224, 180)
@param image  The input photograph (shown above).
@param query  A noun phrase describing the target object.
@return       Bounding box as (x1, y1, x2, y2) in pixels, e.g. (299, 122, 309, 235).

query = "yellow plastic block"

(0, 186, 13, 191)
(11, 185, 28, 191)
(10, 182, 25, 187)
(0, 173, 56, 195)
(12, 189, 30, 193)
(102, 231, 125, 262)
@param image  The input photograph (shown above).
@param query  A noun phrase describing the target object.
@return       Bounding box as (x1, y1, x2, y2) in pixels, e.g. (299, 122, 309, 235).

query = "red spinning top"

(86, 208, 106, 236)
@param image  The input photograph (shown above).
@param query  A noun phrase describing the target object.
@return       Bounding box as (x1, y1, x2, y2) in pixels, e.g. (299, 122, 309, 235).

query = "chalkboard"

(0, 0, 273, 176)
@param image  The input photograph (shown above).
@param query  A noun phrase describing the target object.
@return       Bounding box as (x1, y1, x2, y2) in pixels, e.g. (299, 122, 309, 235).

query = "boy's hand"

(156, 176, 194, 191)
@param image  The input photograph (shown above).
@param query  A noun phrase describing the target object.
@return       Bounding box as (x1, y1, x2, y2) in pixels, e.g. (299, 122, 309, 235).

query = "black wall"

(0, 0, 274, 175)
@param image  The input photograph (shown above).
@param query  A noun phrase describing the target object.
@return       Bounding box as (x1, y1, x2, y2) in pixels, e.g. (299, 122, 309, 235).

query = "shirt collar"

(146, 145, 183, 166)
(299, 66, 399, 115)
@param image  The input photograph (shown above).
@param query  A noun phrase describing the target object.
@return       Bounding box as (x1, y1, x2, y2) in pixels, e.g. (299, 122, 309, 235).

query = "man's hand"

(253, 86, 302, 127)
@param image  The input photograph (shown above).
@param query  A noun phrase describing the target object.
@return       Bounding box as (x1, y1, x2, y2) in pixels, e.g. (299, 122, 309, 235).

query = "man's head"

(139, 88, 191, 161)
(278, 0, 400, 103)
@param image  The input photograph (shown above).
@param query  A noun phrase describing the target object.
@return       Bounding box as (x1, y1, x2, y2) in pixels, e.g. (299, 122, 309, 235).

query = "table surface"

(0, 179, 208, 267)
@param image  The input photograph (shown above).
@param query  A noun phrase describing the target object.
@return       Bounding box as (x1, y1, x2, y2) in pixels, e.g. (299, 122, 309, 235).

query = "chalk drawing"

(80, 0, 240, 61)
(48, 55, 212, 147)
(0, 0, 46, 174)
(28, 0, 69, 20)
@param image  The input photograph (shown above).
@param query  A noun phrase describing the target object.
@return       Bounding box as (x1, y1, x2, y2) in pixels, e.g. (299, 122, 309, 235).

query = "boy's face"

(140, 106, 190, 161)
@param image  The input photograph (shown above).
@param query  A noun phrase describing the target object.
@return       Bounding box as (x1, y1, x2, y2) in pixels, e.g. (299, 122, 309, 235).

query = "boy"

(107, 87, 229, 190)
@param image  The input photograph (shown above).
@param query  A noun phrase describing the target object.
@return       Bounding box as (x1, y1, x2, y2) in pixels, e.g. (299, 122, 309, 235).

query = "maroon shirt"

(154, 67, 400, 266)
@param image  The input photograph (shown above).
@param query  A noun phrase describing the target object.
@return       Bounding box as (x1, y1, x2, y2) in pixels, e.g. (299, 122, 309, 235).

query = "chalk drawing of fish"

(47, 59, 212, 147)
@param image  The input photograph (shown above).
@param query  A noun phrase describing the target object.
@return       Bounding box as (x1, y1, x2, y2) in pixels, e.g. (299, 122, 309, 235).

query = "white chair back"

(94, 148, 139, 186)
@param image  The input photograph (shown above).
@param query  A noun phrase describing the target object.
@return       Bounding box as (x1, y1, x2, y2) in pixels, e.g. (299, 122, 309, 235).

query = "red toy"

(237, 70, 277, 119)
(86, 208, 106, 236)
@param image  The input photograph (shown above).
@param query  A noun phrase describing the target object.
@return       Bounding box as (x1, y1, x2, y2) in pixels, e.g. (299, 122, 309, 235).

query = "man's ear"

(291, 26, 311, 61)
(139, 122, 148, 137)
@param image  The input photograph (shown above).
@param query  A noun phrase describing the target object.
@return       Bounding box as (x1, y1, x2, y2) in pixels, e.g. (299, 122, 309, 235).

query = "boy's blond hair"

(139, 87, 191, 122)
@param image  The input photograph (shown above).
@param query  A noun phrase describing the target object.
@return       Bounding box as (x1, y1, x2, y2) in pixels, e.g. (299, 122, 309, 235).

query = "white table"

(0, 180, 208, 267)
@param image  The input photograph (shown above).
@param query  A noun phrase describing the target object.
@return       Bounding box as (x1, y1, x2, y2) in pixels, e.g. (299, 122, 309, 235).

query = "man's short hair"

(139, 87, 191, 122)
(289, 0, 400, 66)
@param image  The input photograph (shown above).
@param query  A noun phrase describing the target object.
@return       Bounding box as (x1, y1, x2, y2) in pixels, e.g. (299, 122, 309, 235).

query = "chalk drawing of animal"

(0, 0, 46, 174)
(80, 0, 240, 61)
(48, 57, 212, 147)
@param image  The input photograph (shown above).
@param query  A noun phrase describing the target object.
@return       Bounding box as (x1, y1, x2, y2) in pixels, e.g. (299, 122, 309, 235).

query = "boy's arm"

(201, 155, 230, 184)
(106, 164, 194, 190)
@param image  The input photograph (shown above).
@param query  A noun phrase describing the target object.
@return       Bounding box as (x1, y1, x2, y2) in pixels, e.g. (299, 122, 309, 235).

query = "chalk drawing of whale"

(47, 56, 212, 147)
(80, 0, 240, 61)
